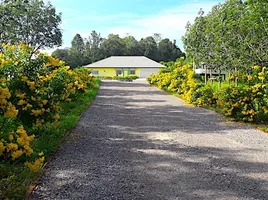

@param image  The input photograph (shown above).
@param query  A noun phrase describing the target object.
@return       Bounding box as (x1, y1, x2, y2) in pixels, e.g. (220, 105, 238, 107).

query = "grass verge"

(0, 79, 100, 200)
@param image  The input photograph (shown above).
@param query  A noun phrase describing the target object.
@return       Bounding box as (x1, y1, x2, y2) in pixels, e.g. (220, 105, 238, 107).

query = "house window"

(116, 69, 123, 76)
(91, 70, 99, 75)
(129, 69, 136, 75)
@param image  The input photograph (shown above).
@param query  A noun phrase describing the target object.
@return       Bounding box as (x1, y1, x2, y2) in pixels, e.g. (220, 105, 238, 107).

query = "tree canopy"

(53, 31, 185, 68)
(0, 0, 62, 52)
(182, 0, 268, 73)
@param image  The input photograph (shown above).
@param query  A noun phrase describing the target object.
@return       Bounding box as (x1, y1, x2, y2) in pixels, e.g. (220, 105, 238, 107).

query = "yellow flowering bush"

(148, 60, 202, 103)
(191, 85, 218, 107)
(218, 83, 268, 122)
(0, 43, 95, 172)
(148, 60, 268, 122)
(0, 126, 35, 159)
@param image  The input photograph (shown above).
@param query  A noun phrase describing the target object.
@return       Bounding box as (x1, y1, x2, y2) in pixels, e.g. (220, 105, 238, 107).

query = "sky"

(47, 0, 225, 53)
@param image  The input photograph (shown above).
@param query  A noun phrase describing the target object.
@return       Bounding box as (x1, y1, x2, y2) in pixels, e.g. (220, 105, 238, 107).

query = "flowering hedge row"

(148, 60, 268, 122)
(0, 43, 95, 172)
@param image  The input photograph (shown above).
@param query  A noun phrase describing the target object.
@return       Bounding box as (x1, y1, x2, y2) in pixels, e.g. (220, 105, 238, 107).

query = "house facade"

(84, 56, 165, 78)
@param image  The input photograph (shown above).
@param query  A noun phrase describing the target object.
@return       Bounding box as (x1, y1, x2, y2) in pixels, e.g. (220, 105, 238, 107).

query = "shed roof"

(84, 56, 165, 68)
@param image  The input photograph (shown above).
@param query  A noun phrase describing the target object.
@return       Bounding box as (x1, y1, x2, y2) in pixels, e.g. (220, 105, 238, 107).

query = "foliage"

(0, 42, 96, 170)
(0, 0, 62, 52)
(52, 31, 185, 68)
(182, 0, 268, 73)
(148, 58, 202, 102)
(148, 60, 268, 122)
(0, 43, 99, 199)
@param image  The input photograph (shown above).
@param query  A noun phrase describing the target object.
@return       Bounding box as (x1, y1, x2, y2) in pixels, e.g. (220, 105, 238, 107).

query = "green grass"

(0, 79, 100, 200)
(206, 80, 245, 92)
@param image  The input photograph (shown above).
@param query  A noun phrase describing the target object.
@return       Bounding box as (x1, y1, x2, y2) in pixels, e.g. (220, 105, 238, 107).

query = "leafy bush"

(148, 60, 268, 122)
(148, 59, 202, 102)
(0, 43, 96, 171)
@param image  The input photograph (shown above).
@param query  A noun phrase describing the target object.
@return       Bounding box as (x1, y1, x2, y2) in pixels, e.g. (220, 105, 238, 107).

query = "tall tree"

(52, 31, 185, 67)
(71, 33, 85, 54)
(51, 48, 71, 65)
(158, 38, 174, 61)
(85, 30, 103, 62)
(153, 33, 162, 46)
(0, 0, 62, 52)
(139, 36, 157, 60)
(100, 34, 125, 57)
(122, 36, 140, 56)
(70, 34, 86, 67)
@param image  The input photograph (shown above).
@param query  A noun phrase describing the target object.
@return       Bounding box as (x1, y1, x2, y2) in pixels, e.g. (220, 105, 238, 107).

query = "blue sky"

(47, 0, 224, 53)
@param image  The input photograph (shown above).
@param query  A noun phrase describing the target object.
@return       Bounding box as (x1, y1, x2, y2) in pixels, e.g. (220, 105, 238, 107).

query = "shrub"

(0, 43, 95, 171)
(148, 60, 268, 122)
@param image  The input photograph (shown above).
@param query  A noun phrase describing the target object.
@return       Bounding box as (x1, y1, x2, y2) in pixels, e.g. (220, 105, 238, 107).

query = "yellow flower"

(25, 157, 44, 172)
(16, 93, 26, 99)
(26, 103, 33, 108)
(31, 97, 36, 101)
(0, 88, 11, 99)
(27, 81, 35, 90)
(18, 99, 27, 106)
(42, 100, 48, 105)
(38, 152, 44, 156)
(0, 141, 5, 155)
(39, 156, 45, 162)
(25, 147, 33, 156)
(7, 143, 18, 152)
(4, 103, 18, 118)
(21, 76, 28, 82)
(16, 126, 26, 135)
(17, 137, 26, 146)
(253, 66, 260, 70)
(53, 114, 60, 121)
(31, 109, 42, 116)
(8, 135, 14, 141)
(11, 150, 24, 160)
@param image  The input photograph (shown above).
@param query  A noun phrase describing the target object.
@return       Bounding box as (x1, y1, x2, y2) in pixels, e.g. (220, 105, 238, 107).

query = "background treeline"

(182, 0, 268, 75)
(52, 32, 185, 68)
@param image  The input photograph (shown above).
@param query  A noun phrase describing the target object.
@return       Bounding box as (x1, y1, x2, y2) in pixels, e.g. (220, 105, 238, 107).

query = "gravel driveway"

(30, 80, 268, 200)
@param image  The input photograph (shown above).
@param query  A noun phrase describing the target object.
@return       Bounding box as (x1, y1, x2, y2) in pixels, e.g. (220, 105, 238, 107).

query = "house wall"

(88, 68, 116, 77)
(87, 67, 163, 78)
(88, 67, 142, 77)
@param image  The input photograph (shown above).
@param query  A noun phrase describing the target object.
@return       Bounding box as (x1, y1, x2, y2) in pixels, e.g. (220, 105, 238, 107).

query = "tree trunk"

(235, 67, 238, 87)
(218, 69, 222, 89)
(205, 65, 207, 84)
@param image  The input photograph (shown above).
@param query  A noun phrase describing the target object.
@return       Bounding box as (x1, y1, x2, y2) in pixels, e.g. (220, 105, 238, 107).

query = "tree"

(0, 0, 62, 52)
(139, 36, 157, 60)
(51, 48, 71, 65)
(153, 33, 162, 46)
(70, 34, 86, 67)
(85, 30, 103, 62)
(122, 36, 140, 56)
(100, 34, 125, 57)
(71, 33, 85, 54)
(53, 31, 185, 67)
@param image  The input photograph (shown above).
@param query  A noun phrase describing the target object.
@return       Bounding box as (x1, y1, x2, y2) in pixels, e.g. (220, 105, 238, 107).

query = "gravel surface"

(30, 80, 268, 200)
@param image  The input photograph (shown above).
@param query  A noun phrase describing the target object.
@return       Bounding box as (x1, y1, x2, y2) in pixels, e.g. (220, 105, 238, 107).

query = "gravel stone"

(30, 80, 268, 200)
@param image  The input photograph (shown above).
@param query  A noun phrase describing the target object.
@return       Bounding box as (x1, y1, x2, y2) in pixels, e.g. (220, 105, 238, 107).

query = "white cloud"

(55, 1, 224, 51)
(104, 1, 223, 49)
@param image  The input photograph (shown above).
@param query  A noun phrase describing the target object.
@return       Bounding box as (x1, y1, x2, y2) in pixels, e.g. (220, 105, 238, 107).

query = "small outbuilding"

(84, 56, 165, 78)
